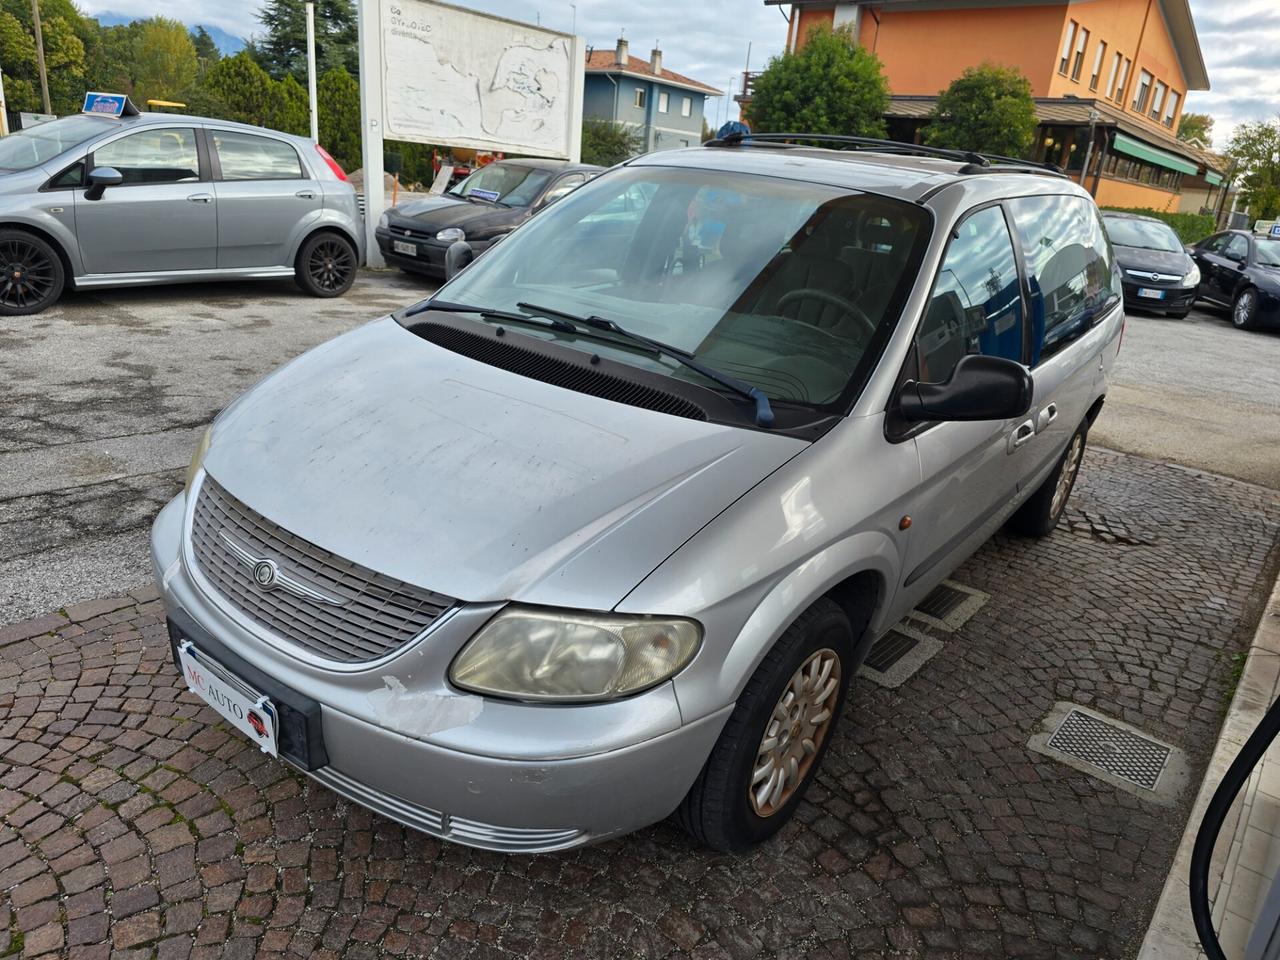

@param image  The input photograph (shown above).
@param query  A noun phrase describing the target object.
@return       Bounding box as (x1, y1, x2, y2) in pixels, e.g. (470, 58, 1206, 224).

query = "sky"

(76, 0, 1277, 149)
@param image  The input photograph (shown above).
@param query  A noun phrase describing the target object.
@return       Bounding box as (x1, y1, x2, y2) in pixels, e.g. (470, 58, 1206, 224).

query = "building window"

(1103, 151, 1184, 192)
(1105, 51, 1122, 98)
(1071, 27, 1090, 81)
(1058, 20, 1077, 75)
(1090, 41, 1107, 91)
(1115, 58, 1131, 103)
(1149, 81, 1167, 120)
(681, 96, 692, 118)
(1133, 69, 1153, 112)
(634, 87, 646, 108)
(658, 91, 669, 113)
(1164, 90, 1180, 128)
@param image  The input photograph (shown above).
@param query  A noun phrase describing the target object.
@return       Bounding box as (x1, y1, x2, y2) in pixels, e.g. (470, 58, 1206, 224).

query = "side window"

(213, 131, 305, 181)
(1224, 234, 1249, 262)
(540, 174, 585, 207)
(1007, 195, 1120, 364)
(92, 128, 200, 185)
(918, 206, 1024, 384)
(48, 161, 84, 188)
(1201, 233, 1228, 254)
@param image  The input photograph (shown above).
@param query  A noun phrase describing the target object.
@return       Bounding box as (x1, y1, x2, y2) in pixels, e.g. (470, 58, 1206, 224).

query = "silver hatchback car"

(151, 135, 1123, 853)
(0, 111, 363, 315)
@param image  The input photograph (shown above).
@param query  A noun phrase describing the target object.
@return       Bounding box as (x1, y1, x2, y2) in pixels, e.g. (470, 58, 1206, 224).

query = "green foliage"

(1101, 207, 1216, 244)
(131, 17, 198, 106)
(581, 119, 642, 166)
(203, 50, 277, 126)
(1177, 112, 1213, 145)
(747, 25, 888, 138)
(269, 73, 310, 135)
(0, 11, 39, 111)
(34, 15, 85, 113)
(256, 0, 358, 81)
(1227, 119, 1280, 220)
(317, 67, 361, 171)
(85, 23, 137, 96)
(190, 26, 221, 72)
(924, 62, 1037, 158)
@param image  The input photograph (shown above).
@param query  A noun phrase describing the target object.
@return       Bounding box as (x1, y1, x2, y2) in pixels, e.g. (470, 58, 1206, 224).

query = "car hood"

(203, 317, 807, 609)
(1114, 244, 1191, 276)
(388, 195, 521, 234)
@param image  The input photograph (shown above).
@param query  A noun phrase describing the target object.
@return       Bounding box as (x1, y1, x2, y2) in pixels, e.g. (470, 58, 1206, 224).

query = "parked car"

(1101, 211, 1199, 318)
(374, 158, 602, 278)
(152, 136, 1123, 853)
(1188, 229, 1280, 330)
(0, 112, 362, 315)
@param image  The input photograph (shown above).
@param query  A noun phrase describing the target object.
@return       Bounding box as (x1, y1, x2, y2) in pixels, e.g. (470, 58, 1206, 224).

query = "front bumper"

(374, 226, 492, 277)
(151, 490, 730, 852)
(1121, 281, 1197, 314)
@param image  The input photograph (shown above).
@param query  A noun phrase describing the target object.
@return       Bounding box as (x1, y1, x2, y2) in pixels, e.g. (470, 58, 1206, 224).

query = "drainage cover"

(1047, 709, 1171, 790)
(864, 631, 919, 672)
(915, 583, 970, 620)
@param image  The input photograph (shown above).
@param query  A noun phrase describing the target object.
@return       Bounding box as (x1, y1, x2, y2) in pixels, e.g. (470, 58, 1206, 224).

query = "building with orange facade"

(743, 0, 1229, 215)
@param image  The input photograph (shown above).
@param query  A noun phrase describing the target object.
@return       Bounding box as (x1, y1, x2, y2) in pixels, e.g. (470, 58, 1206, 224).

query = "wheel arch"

(294, 223, 361, 268)
(0, 220, 76, 288)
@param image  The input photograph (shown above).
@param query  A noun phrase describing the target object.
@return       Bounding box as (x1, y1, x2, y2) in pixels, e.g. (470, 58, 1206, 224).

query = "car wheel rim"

(1051, 432, 1084, 519)
(0, 240, 55, 310)
(749, 648, 841, 818)
(308, 240, 353, 292)
(1235, 292, 1253, 326)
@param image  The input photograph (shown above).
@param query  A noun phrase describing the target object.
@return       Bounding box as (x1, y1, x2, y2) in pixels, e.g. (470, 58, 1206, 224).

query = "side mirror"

(444, 240, 474, 280)
(85, 166, 123, 201)
(898, 354, 1033, 423)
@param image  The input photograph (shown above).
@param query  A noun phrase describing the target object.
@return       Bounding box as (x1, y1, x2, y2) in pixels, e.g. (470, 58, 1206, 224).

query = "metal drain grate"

(1046, 709, 1171, 790)
(915, 584, 970, 620)
(864, 631, 919, 672)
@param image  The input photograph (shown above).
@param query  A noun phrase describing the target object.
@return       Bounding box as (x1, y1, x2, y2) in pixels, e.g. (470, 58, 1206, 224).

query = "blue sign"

(82, 92, 128, 117)
(1271, 224, 1280, 238)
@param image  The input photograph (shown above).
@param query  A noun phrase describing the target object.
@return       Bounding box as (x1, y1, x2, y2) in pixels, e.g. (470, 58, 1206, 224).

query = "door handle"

(1037, 402, 1058, 432)
(187, 193, 214, 203)
(296, 190, 317, 199)
(1008, 419, 1035, 453)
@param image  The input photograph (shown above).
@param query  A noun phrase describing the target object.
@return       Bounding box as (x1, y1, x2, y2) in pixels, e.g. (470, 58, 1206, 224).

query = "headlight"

(450, 606, 702, 702)
(377, 212, 389, 230)
(1183, 263, 1200, 286)
(436, 227, 466, 243)
(184, 425, 212, 493)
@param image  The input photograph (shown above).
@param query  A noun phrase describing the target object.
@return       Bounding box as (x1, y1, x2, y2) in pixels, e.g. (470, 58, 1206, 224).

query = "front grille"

(190, 477, 455, 664)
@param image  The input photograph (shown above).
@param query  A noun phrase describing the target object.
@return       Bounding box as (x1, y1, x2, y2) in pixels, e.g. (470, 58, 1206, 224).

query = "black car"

(1189, 229, 1280, 330)
(375, 158, 602, 278)
(1101, 211, 1199, 318)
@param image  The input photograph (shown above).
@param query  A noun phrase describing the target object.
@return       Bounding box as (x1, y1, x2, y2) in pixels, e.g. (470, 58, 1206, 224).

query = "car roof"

(1102, 210, 1166, 224)
(101, 111, 312, 142)
(492, 157, 602, 173)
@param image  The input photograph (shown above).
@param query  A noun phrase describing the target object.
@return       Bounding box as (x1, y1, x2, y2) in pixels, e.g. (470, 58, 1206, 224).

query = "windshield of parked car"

(448, 163, 553, 207)
(1256, 239, 1280, 266)
(1104, 216, 1182, 252)
(0, 115, 116, 172)
(429, 166, 931, 410)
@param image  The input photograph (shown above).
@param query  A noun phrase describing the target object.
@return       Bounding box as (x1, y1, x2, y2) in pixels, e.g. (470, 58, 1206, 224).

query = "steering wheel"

(774, 288, 877, 339)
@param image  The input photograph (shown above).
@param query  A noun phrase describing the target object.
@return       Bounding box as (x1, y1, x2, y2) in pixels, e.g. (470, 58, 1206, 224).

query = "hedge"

(1101, 207, 1216, 245)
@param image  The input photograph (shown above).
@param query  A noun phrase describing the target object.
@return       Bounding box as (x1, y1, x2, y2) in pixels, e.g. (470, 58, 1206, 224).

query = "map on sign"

(381, 0, 582, 159)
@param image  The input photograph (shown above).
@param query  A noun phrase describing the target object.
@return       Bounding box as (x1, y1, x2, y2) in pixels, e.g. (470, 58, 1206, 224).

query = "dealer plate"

(178, 641, 278, 756)
(393, 239, 417, 256)
(1137, 287, 1166, 299)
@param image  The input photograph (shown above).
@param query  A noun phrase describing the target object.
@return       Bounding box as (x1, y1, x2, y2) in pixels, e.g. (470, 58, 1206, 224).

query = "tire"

(0, 229, 64, 316)
(294, 232, 357, 298)
(1006, 423, 1087, 538)
(676, 598, 853, 852)
(1232, 287, 1259, 330)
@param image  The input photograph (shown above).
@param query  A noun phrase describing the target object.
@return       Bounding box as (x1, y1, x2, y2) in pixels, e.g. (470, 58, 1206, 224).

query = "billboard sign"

(82, 92, 128, 117)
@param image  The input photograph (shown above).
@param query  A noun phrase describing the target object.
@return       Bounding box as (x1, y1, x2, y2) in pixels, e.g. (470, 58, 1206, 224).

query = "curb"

(1138, 572, 1280, 958)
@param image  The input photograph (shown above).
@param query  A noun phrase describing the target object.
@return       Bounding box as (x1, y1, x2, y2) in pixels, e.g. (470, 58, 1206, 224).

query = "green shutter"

(1111, 132, 1198, 176)
(1204, 171, 1224, 186)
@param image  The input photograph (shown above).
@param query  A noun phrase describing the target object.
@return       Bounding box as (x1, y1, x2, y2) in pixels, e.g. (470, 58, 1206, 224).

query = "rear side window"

(213, 131, 304, 181)
(918, 205, 1024, 383)
(1007, 195, 1120, 364)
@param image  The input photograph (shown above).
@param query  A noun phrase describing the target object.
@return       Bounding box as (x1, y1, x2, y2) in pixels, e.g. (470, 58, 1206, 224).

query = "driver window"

(918, 205, 1024, 384)
(1225, 234, 1249, 262)
(92, 128, 200, 185)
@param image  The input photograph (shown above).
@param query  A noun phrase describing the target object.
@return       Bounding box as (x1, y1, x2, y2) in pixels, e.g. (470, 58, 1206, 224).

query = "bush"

(581, 118, 642, 167)
(923, 63, 1037, 158)
(1101, 207, 1216, 244)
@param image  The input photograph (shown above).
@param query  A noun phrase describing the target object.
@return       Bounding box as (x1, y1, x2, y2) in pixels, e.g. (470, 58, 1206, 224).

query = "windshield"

(1104, 216, 1182, 252)
(429, 166, 931, 411)
(449, 163, 553, 206)
(1256, 239, 1280, 266)
(0, 115, 116, 171)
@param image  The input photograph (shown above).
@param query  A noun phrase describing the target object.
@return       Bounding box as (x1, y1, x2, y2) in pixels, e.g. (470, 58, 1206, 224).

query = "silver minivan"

(0, 111, 362, 315)
(152, 136, 1123, 852)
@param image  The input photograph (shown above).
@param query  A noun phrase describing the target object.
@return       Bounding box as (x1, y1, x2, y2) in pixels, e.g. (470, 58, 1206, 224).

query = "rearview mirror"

(444, 240, 474, 280)
(898, 354, 1033, 423)
(85, 166, 123, 201)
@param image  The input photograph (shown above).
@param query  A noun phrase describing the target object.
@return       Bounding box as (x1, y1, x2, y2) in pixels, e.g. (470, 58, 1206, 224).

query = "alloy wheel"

(1234, 290, 1255, 327)
(0, 239, 56, 311)
(749, 648, 841, 817)
(1051, 432, 1084, 520)
(307, 239, 354, 293)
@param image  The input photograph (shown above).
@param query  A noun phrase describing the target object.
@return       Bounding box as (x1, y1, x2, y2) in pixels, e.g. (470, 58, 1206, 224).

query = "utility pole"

(305, 2, 319, 141)
(0, 68, 9, 135)
(1079, 109, 1100, 191)
(31, 0, 50, 115)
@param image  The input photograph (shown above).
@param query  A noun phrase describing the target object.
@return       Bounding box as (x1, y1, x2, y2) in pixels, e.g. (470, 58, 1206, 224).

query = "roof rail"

(704, 131, 1065, 177)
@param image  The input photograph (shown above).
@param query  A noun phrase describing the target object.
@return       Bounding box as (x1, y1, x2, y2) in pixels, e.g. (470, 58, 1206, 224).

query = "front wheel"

(0, 229, 64, 316)
(1232, 288, 1259, 330)
(1007, 424, 1087, 538)
(295, 232, 357, 298)
(676, 598, 852, 852)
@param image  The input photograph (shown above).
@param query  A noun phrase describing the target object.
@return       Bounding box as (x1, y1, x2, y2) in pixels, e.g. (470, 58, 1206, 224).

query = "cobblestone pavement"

(1, 448, 1278, 960)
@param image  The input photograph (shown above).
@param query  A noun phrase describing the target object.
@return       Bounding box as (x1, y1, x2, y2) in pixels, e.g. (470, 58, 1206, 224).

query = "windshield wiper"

(404, 299, 575, 332)
(516, 302, 776, 427)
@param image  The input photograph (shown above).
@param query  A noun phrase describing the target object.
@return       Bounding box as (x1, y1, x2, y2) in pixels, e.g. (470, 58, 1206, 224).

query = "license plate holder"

(179, 641, 279, 756)
(393, 239, 417, 256)
(1137, 287, 1166, 299)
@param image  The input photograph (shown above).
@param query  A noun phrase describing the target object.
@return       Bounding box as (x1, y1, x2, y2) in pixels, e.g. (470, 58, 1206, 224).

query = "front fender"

(0, 209, 84, 275)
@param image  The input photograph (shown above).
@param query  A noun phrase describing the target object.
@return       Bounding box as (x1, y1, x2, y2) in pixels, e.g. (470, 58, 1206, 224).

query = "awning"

(1205, 171, 1225, 186)
(1111, 132, 1198, 176)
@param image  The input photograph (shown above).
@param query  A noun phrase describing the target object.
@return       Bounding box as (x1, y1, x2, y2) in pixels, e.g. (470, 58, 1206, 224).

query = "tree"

(203, 50, 278, 126)
(132, 17, 198, 106)
(747, 25, 889, 138)
(85, 23, 138, 96)
(191, 26, 222, 75)
(1227, 119, 1280, 220)
(0, 11, 39, 111)
(269, 73, 310, 135)
(923, 62, 1037, 157)
(317, 67, 361, 171)
(256, 0, 358, 80)
(1178, 112, 1214, 146)
(581, 119, 642, 166)
(36, 15, 86, 114)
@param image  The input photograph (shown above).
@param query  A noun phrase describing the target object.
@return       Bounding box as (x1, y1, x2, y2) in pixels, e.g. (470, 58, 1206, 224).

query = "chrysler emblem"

(252, 559, 278, 587)
(217, 530, 347, 606)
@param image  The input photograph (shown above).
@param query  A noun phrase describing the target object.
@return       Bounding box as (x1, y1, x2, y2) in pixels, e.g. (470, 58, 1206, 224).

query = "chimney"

(616, 37, 629, 67)
(650, 44, 662, 76)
